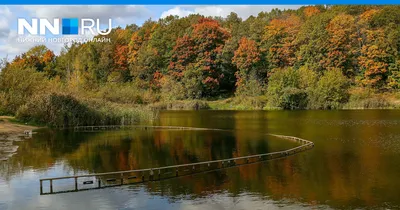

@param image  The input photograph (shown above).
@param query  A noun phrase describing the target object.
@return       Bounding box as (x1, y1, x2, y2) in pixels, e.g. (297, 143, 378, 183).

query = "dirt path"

(0, 116, 40, 161)
(0, 116, 38, 135)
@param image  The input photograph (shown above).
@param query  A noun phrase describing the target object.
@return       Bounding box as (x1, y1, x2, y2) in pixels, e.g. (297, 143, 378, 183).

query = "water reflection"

(1, 110, 400, 209)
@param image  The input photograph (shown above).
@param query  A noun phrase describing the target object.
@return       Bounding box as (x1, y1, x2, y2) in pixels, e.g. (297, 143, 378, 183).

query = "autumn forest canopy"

(1, 5, 400, 126)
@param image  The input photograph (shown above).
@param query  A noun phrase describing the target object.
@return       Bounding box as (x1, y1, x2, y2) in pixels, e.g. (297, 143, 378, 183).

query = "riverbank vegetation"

(1, 5, 400, 125)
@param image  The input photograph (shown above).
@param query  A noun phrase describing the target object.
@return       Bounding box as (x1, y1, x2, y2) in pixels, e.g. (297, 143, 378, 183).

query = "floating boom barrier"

(39, 125, 314, 195)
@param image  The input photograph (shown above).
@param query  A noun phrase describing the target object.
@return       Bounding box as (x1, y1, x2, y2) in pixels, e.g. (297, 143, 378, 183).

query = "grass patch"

(8, 117, 45, 127)
(149, 100, 210, 110)
(15, 93, 155, 127)
(208, 96, 268, 110)
(343, 88, 400, 109)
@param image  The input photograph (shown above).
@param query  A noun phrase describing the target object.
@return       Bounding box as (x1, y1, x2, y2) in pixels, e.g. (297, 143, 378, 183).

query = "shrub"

(181, 65, 204, 99)
(280, 87, 308, 110)
(97, 83, 144, 104)
(266, 68, 308, 109)
(308, 68, 350, 109)
(160, 75, 186, 100)
(0, 66, 48, 114)
(235, 74, 265, 98)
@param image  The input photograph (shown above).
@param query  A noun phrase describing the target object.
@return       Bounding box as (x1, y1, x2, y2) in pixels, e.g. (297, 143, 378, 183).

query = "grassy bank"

(14, 93, 155, 128)
(343, 89, 400, 109)
(149, 90, 400, 111)
(149, 100, 210, 110)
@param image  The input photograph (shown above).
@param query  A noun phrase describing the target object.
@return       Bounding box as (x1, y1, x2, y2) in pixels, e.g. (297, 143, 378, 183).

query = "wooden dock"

(40, 126, 314, 195)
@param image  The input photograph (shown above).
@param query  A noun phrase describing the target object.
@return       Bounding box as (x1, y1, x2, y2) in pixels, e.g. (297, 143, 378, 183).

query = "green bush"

(160, 75, 187, 100)
(266, 68, 308, 109)
(97, 83, 144, 104)
(0, 66, 48, 114)
(308, 68, 350, 109)
(235, 76, 265, 98)
(280, 87, 308, 110)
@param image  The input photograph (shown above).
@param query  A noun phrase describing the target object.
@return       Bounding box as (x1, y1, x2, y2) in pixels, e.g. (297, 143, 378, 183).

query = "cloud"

(160, 5, 304, 20)
(0, 6, 12, 39)
(160, 6, 194, 18)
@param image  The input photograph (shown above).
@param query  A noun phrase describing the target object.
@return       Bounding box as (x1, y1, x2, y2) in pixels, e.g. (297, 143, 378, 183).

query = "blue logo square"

(62, 18, 79, 35)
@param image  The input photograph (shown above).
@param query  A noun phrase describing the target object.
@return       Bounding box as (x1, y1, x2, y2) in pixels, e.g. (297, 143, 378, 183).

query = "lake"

(1, 110, 400, 209)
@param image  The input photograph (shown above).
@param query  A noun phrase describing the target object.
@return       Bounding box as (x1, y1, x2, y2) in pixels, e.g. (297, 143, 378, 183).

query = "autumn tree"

(169, 18, 230, 97)
(357, 9, 394, 88)
(358, 29, 390, 88)
(324, 14, 358, 76)
(296, 12, 333, 72)
(232, 37, 263, 96)
(263, 14, 302, 70)
(304, 6, 321, 18)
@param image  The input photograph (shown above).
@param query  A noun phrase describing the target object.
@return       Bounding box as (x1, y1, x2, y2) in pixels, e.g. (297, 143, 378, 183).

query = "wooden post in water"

(149, 169, 154, 181)
(40, 180, 43, 194)
(74, 177, 78, 191)
(50, 180, 53, 193)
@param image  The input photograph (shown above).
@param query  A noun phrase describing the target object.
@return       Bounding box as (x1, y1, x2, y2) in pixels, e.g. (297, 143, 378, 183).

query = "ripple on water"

(302, 119, 400, 127)
(0, 140, 19, 161)
(327, 133, 400, 154)
(362, 133, 400, 153)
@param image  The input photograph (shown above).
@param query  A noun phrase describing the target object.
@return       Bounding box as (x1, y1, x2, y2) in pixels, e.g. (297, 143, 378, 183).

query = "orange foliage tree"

(232, 37, 261, 87)
(324, 14, 358, 76)
(304, 6, 321, 17)
(264, 14, 302, 69)
(169, 18, 230, 94)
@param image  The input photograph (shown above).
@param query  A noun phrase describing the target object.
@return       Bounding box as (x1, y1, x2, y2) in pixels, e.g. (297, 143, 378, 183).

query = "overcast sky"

(0, 5, 302, 59)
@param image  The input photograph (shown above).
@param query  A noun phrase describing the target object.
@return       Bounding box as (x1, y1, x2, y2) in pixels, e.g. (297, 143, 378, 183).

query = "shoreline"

(148, 97, 400, 111)
(0, 116, 39, 136)
(0, 116, 40, 161)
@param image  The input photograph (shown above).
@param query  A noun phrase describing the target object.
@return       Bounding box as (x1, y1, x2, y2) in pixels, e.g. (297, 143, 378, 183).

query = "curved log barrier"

(39, 125, 314, 195)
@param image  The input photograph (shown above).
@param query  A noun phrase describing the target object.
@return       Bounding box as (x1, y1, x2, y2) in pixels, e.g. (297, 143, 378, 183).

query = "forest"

(0, 5, 400, 126)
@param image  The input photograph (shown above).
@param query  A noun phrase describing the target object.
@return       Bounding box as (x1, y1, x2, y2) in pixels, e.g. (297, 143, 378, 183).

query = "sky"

(0, 5, 303, 59)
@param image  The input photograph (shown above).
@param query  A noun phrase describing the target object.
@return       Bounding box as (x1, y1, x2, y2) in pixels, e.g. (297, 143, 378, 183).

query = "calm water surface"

(1, 110, 400, 209)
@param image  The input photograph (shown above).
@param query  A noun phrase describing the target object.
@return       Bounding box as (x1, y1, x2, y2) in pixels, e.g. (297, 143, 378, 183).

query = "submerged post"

(50, 180, 53, 193)
(74, 177, 78, 191)
(149, 169, 154, 181)
(40, 180, 43, 195)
